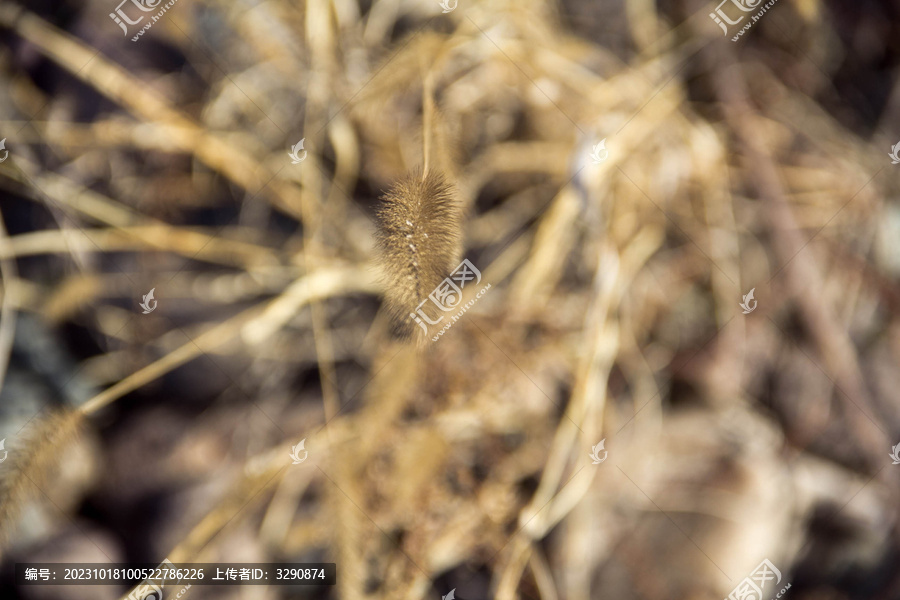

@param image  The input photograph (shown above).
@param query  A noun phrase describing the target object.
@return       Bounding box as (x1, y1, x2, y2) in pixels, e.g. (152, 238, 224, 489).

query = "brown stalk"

(375, 74, 463, 341)
(706, 46, 888, 472)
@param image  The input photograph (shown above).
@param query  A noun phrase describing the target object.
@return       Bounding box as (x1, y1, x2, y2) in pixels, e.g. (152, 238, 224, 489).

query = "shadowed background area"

(0, 0, 899, 599)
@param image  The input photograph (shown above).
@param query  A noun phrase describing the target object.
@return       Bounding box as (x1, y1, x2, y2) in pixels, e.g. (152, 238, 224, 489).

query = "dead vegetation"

(0, 0, 899, 599)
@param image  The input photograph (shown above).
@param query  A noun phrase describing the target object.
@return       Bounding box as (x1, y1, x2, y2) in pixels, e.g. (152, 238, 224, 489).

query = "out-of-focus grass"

(0, 0, 898, 599)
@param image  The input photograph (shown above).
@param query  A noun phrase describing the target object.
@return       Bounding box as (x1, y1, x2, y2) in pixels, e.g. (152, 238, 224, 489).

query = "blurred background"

(0, 0, 899, 598)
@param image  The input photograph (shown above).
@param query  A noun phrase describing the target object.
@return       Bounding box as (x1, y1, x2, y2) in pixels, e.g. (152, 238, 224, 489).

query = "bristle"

(0, 410, 84, 547)
(375, 170, 462, 339)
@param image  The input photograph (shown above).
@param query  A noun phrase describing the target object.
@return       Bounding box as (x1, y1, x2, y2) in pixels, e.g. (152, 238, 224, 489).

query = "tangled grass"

(0, 0, 898, 599)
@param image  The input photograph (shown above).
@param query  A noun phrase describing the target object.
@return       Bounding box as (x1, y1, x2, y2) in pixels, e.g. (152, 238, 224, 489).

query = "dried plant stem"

(155, 425, 356, 570)
(77, 266, 375, 417)
(422, 68, 435, 181)
(709, 48, 888, 472)
(498, 243, 621, 600)
(0, 209, 18, 395)
(0, 5, 305, 222)
(529, 545, 561, 600)
(3, 226, 279, 269)
(167, 465, 289, 565)
(259, 468, 316, 547)
(242, 266, 379, 345)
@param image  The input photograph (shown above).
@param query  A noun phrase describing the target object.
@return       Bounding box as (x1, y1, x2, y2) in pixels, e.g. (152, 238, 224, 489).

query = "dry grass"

(0, 0, 898, 599)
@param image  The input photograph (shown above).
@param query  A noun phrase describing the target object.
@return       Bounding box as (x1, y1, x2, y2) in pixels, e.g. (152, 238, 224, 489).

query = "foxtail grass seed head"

(0, 410, 83, 546)
(376, 170, 462, 339)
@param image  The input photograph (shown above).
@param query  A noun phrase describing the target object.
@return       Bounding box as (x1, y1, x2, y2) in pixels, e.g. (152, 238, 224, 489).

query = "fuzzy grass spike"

(375, 171, 462, 340)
